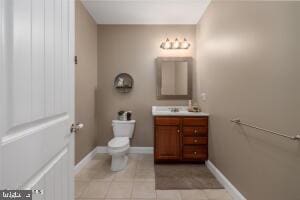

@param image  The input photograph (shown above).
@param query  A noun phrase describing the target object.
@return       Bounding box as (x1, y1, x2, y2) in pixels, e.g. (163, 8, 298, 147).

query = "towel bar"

(231, 119, 300, 141)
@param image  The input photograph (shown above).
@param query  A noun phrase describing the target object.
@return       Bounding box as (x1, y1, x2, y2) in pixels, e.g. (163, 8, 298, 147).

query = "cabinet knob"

(177, 129, 180, 133)
(193, 151, 197, 155)
(194, 140, 198, 143)
(194, 130, 198, 134)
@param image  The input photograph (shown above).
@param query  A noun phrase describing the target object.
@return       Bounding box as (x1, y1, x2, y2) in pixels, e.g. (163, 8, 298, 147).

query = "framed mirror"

(156, 57, 192, 100)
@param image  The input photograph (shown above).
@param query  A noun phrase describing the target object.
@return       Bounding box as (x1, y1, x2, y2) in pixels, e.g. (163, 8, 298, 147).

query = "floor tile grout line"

(129, 177, 135, 199)
(131, 155, 142, 199)
(103, 179, 113, 199)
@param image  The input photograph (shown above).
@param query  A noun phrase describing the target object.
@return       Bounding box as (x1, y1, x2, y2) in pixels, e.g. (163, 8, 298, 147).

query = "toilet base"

(111, 154, 128, 171)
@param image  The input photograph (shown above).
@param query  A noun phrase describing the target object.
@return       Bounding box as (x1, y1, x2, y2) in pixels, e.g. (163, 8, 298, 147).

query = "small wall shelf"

(114, 73, 134, 93)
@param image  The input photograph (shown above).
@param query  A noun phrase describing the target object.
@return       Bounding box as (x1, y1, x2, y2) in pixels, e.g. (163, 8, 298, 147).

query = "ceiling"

(81, 0, 211, 25)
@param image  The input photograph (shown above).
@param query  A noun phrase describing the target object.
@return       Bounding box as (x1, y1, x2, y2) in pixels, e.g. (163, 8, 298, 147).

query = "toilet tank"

(112, 120, 136, 138)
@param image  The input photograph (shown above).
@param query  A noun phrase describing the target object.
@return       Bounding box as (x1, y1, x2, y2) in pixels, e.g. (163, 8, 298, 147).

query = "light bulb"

(180, 38, 190, 49)
(172, 38, 180, 49)
(164, 38, 171, 49)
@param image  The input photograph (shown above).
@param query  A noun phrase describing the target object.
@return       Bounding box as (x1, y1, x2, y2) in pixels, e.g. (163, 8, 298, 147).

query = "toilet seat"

(108, 137, 129, 150)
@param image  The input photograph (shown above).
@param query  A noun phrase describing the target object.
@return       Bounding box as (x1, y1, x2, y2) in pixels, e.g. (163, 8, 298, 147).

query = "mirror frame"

(156, 57, 193, 100)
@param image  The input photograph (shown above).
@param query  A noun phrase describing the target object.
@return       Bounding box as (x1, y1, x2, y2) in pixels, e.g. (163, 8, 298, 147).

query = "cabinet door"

(155, 126, 181, 160)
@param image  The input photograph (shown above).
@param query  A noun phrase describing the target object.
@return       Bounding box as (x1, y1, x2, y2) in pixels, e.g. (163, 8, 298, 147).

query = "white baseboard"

(206, 160, 247, 200)
(96, 146, 108, 153)
(74, 147, 98, 175)
(96, 146, 154, 154)
(128, 147, 153, 154)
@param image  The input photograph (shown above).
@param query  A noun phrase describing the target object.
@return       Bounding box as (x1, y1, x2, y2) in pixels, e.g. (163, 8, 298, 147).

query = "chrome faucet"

(169, 107, 179, 112)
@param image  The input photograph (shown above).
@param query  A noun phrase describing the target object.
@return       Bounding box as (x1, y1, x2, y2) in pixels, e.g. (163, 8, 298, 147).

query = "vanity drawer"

(183, 137, 208, 145)
(155, 117, 180, 126)
(183, 117, 208, 126)
(183, 127, 208, 136)
(183, 145, 208, 160)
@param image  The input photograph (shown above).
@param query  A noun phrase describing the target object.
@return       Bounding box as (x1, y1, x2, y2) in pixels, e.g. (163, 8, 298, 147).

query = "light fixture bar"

(160, 38, 190, 50)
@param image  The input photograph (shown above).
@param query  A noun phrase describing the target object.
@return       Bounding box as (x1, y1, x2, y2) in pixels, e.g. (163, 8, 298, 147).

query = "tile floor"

(75, 154, 232, 200)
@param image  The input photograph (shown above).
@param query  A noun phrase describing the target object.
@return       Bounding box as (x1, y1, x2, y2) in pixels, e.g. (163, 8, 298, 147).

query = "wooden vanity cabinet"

(154, 117, 181, 160)
(154, 116, 208, 162)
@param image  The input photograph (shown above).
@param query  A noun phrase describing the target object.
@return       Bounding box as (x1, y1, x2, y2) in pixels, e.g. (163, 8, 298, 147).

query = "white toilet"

(107, 120, 136, 171)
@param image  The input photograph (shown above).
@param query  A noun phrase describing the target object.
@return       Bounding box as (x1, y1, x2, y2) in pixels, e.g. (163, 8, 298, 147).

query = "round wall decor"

(113, 73, 134, 93)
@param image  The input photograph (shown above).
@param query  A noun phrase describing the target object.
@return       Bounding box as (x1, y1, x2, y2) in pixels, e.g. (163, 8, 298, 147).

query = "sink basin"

(152, 106, 209, 116)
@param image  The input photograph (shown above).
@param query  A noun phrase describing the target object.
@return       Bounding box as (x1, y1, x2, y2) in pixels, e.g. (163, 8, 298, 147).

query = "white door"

(0, 0, 75, 199)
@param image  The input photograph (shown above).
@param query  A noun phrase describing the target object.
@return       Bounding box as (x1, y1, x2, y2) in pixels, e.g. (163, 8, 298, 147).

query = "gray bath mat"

(155, 164, 223, 190)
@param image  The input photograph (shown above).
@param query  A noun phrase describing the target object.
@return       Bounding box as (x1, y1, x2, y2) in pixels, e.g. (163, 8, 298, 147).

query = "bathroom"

(0, 0, 299, 200)
(73, 1, 300, 200)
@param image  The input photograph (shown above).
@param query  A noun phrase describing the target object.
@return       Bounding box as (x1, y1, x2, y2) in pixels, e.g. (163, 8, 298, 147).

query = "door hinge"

(74, 56, 78, 64)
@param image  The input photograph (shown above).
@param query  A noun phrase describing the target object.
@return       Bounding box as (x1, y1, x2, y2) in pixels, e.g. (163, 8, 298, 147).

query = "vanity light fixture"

(160, 38, 191, 50)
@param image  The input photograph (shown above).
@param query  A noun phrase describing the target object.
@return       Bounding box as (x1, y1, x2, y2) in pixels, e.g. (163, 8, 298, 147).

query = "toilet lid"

(108, 137, 129, 148)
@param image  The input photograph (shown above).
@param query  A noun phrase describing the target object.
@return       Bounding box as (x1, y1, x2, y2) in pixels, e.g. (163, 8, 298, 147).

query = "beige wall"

(75, 0, 98, 164)
(97, 25, 196, 146)
(196, 2, 300, 200)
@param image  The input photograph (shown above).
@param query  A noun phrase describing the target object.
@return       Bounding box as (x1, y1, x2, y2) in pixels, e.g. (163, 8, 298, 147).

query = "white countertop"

(152, 106, 209, 116)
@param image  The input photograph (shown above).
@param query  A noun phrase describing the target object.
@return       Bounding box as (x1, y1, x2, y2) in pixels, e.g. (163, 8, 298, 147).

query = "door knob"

(70, 122, 84, 133)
